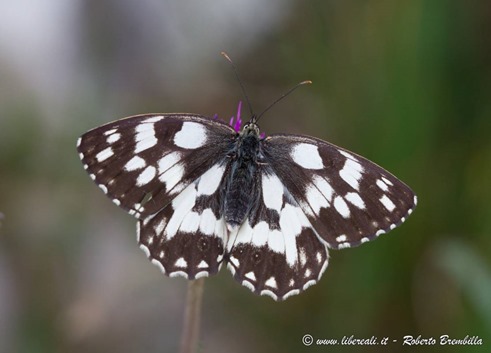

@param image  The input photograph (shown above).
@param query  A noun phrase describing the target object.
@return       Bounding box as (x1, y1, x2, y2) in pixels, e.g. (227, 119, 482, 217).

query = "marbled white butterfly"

(77, 83, 416, 301)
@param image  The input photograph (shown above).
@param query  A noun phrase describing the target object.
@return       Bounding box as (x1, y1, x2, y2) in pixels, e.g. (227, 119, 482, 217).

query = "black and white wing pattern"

(224, 135, 416, 300)
(77, 114, 234, 278)
(78, 110, 417, 301)
(226, 179, 330, 300)
(261, 134, 417, 250)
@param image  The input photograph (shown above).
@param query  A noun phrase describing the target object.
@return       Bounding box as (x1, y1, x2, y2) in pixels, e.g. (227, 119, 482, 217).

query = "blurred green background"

(0, 1, 490, 352)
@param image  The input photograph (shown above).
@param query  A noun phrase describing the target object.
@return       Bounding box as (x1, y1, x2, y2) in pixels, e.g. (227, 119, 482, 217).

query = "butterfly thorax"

(223, 122, 262, 231)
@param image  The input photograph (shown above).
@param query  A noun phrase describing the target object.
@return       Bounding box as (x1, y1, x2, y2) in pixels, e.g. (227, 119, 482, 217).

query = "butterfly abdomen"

(224, 131, 261, 229)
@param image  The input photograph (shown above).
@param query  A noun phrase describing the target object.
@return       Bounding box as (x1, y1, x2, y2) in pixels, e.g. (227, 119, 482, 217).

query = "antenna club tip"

(301, 80, 313, 85)
(221, 51, 232, 62)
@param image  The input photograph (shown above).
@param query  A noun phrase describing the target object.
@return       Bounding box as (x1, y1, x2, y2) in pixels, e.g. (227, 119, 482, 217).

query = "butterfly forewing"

(77, 114, 235, 217)
(262, 134, 417, 249)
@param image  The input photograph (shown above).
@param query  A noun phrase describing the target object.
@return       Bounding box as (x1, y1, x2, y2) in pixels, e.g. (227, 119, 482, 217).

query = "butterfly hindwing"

(226, 167, 330, 300)
(77, 114, 235, 218)
(262, 134, 417, 249)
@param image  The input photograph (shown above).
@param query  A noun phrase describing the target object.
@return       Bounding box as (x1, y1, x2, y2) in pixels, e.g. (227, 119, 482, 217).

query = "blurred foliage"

(0, 1, 490, 352)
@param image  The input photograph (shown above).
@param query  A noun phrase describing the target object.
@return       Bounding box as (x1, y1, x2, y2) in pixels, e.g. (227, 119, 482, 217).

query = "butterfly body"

(224, 120, 263, 230)
(78, 108, 416, 300)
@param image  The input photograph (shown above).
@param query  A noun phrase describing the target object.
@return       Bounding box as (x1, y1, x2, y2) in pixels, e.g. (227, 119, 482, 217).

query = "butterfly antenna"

(221, 52, 255, 118)
(255, 80, 312, 123)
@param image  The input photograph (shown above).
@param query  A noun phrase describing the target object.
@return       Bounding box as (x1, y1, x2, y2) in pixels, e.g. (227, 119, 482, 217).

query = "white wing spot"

(262, 173, 284, 213)
(304, 268, 312, 278)
(376, 179, 389, 192)
(195, 271, 209, 279)
(338, 242, 351, 249)
(197, 164, 225, 196)
(245, 272, 256, 281)
(175, 257, 188, 268)
(267, 229, 285, 253)
(139, 244, 150, 258)
(98, 184, 108, 194)
(125, 156, 146, 171)
(283, 289, 300, 300)
(158, 152, 181, 174)
(229, 255, 240, 267)
(265, 277, 278, 289)
(336, 234, 347, 242)
(104, 129, 117, 136)
(136, 166, 156, 186)
(159, 163, 185, 192)
(134, 123, 158, 153)
(155, 219, 166, 234)
(251, 221, 269, 247)
(226, 263, 236, 275)
(316, 252, 323, 264)
(339, 159, 364, 190)
(279, 204, 303, 266)
(197, 260, 208, 268)
(151, 259, 166, 274)
(306, 184, 329, 215)
(169, 271, 188, 279)
(299, 248, 307, 266)
(174, 122, 207, 149)
(260, 289, 278, 301)
(180, 212, 201, 233)
(166, 184, 197, 239)
(333, 196, 350, 218)
(112, 199, 121, 206)
(291, 143, 324, 169)
(199, 208, 217, 236)
(361, 237, 369, 243)
(144, 116, 164, 123)
(380, 195, 396, 212)
(382, 176, 393, 186)
(345, 192, 366, 209)
(96, 147, 114, 162)
(339, 150, 357, 161)
(106, 133, 121, 144)
(242, 280, 255, 291)
(376, 229, 385, 236)
(313, 176, 334, 203)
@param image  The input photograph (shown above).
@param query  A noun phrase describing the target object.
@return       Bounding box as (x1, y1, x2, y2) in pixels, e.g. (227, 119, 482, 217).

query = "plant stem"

(179, 278, 205, 353)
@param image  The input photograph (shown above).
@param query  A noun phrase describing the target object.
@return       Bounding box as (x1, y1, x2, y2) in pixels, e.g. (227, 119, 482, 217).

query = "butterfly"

(77, 96, 416, 301)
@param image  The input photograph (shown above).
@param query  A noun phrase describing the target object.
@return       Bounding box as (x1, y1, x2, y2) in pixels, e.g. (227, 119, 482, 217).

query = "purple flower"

(216, 101, 266, 138)
(229, 101, 243, 132)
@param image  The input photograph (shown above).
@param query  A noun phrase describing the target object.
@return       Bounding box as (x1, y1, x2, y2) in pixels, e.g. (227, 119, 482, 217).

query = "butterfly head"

(229, 101, 263, 138)
(241, 117, 261, 137)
